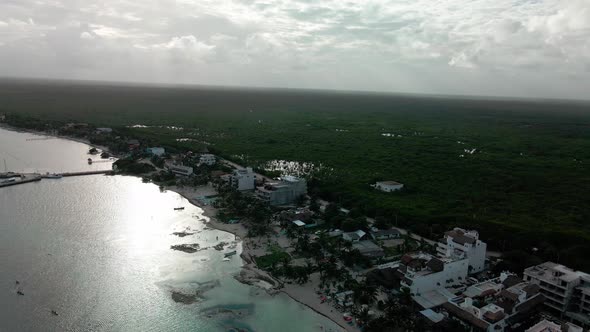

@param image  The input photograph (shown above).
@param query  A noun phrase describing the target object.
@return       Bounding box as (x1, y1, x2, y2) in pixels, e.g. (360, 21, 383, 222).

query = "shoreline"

(168, 185, 353, 332)
(0, 123, 112, 156)
(2, 123, 355, 332)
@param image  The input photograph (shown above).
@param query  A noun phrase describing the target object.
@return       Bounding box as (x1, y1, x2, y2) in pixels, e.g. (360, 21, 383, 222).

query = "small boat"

(174, 207, 185, 211)
(222, 258, 231, 262)
(51, 310, 59, 316)
(43, 173, 63, 179)
(224, 250, 237, 257)
(17, 290, 24, 296)
(1, 178, 17, 184)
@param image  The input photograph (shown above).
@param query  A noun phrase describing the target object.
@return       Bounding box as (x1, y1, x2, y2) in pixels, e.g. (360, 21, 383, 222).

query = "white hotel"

(524, 262, 590, 327)
(437, 228, 487, 274)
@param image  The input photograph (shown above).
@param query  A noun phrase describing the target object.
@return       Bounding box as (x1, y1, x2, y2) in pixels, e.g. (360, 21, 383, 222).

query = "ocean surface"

(0, 127, 339, 332)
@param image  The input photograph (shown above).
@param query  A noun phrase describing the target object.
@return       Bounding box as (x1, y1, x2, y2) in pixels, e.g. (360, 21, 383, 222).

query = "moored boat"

(224, 250, 237, 257)
(43, 173, 63, 179)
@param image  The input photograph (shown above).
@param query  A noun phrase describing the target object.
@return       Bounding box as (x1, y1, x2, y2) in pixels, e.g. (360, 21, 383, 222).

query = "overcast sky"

(1, 0, 589, 99)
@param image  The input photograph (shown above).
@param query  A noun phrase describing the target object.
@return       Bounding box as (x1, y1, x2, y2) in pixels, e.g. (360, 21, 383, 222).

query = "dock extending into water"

(61, 170, 114, 177)
(0, 170, 113, 188)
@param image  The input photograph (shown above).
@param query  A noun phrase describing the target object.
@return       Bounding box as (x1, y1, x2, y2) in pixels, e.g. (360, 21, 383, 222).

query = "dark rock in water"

(171, 291, 198, 304)
(171, 231, 195, 238)
(15, 280, 19, 285)
(213, 242, 228, 251)
(170, 243, 200, 253)
(17, 290, 24, 296)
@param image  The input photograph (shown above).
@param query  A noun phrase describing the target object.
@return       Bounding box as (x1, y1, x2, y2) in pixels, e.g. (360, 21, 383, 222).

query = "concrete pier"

(0, 170, 113, 188)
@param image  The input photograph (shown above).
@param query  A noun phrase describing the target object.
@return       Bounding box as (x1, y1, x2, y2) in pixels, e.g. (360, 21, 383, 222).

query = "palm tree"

(399, 286, 412, 306)
(356, 308, 371, 327)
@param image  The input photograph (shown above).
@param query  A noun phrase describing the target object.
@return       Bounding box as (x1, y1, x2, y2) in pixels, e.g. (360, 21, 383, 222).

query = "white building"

(524, 262, 590, 327)
(444, 277, 546, 332)
(292, 220, 305, 227)
(437, 228, 487, 274)
(229, 167, 256, 191)
(373, 181, 404, 192)
(526, 319, 583, 332)
(370, 228, 401, 240)
(400, 251, 470, 296)
(147, 147, 165, 156)
(199, 154, 216, 166)
(256, 175, 307, 206)
(166, 164, 193, 176)
(95, 127, 113, 134)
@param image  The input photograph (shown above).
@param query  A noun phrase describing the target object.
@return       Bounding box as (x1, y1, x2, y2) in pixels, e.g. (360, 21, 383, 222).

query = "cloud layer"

(1, 0, 589, 99)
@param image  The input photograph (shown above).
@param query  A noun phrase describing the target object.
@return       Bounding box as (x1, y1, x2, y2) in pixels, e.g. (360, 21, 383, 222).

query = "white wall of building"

(438, 229, 487, 274)
(404, 258, 469, 295)
(231, 167, 256, 191)
(199, 154, 216, 166)
(375, 182, 404, 192)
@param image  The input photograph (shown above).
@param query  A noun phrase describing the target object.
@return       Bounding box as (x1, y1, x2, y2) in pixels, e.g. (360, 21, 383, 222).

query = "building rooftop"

(525, 319, 583, 332)
(371, 228, 401, 236)
(343, 230, 366, 240)
(401, 251, 464, 277)
(420, 309, 445, 323)
(281, 175, 303, 183)
(524, 262, 590, 284)
(444, 228, 478, 245)
(443, 302, 490, 330)
(292, 220, 305, 227)
(463, 279, 505, 298)
(353, 241, 384, 258)
(376, 180, 403, 186)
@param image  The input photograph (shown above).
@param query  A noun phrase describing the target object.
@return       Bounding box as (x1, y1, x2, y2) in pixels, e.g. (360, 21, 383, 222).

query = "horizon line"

(1, 75, 589, 104)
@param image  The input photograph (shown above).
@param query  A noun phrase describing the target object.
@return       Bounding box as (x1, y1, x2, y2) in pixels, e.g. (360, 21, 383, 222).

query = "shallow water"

(0, 127, 340, 332)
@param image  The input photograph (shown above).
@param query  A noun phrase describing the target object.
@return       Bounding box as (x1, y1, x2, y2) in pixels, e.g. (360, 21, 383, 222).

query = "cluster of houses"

(365, 227, 590, 331)
(295, 224, 589, 331)
(162, 154, 309, 207)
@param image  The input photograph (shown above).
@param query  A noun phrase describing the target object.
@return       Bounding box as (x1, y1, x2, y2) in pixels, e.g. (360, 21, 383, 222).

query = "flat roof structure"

(525, 262, 590, 283)
(292, 220, 305, 227)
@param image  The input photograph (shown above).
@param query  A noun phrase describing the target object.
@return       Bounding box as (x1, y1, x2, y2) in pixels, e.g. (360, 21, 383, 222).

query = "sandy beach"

(169, 184, 357, 332)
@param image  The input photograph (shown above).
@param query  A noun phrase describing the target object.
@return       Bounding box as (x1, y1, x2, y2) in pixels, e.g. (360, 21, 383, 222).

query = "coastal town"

(2, 116, 590, 332)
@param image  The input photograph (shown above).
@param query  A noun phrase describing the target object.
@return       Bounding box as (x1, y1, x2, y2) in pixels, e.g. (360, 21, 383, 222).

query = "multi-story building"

(229, 167, 256, 191)
(525, 319, 583, 332)
(166, 163, 193, 176)
(569, 275, 590, 326)
(443, 277, 546, 332)
(524, 262, 590, 327)
(256, 176, 307, 206)
(199, 154, 216, 166)
(399, 251, 470, 296)
(437, 228, 487, 274)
